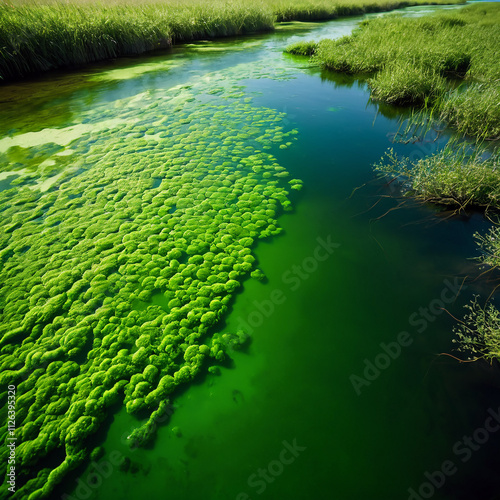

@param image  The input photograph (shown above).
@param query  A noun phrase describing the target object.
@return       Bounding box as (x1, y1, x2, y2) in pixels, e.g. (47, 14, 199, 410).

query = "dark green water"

(2, 4, 500, 500)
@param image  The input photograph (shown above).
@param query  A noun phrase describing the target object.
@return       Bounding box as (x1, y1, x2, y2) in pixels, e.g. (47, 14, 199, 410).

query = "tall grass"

(286, 2, 500, 139)
(369, 61, 447, 105)
(1, 0, 463, 81)
(0, 0, 275, 80)
(374, 144, 500, 210)
(441, 83, 500, 140)
(453, 296, 500, 363)
(269, 0, 457, 22)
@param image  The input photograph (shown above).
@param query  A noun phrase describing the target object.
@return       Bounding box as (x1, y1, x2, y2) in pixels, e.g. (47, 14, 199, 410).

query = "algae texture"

(0, 62, 301, 498)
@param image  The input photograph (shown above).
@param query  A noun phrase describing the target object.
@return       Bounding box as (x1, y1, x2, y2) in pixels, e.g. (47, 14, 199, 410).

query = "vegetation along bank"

(0, 0, 464, 81)
(286, 2, 500, 364)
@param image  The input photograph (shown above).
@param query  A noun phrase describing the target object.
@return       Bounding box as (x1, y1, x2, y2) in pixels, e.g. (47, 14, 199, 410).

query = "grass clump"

(475, 226, 500, 272)
(287, 2, 500, 139)
(1, 0, 463, 81)
(284, 40, 318, 56)
(369, 62, 447, 105)
(441, 83, 500, 140)
(375, 145, 500, 209)
(453, 296, 500, 364)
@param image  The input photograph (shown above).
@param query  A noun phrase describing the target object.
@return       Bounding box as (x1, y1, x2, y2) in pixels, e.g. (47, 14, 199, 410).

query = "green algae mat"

(2, 4, 500, 500)
(0, 59, 305, 498)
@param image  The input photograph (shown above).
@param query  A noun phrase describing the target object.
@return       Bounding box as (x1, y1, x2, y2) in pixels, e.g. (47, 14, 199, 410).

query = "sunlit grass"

(375, 144, 500, 210)
(286, 2, 499, 139)
(1, 0, 463, 81)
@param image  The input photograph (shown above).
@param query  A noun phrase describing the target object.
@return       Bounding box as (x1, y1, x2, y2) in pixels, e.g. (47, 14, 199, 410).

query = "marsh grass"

(441, 83, 500, 140)
(453, 296, 500, 364)
(0, 0, 275, 80)
(369, 62, 447, 105)
(375, 144, 500, 210)
(1, 0, 462, 81)
(287, 2, 500, 139)
(284, 39, 318, 56)
(375, 138, 500, 363)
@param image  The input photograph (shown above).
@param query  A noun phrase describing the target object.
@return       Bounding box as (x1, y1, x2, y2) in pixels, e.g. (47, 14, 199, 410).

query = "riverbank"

(1, 0, 464, 81)
(286, 2, 500, 139)
(286, 2, 500, 364)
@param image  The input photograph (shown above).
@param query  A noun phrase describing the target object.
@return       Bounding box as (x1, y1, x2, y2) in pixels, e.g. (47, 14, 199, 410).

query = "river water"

(1, 3, 500, 500)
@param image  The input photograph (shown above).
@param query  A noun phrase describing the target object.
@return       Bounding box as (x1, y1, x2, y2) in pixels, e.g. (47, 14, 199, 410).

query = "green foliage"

(0, 0, 463, 81)
(474, 225, 500, 272)
(453, 296, 500, 363)
(441, 83, 500, 140)
(284, 40, 318, 56)
(270, 0, 461, 22)
(0, 0, 275, 81)
(288, 3, 500, 139)
(375, 129, 500, 365)
(313, 35, 383, 74)
(369, 63, 447, 105)
(375, 145, 500, 209)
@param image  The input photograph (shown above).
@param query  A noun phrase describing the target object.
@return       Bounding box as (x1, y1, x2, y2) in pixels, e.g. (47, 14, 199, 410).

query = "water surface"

(2, 3, 500, 500)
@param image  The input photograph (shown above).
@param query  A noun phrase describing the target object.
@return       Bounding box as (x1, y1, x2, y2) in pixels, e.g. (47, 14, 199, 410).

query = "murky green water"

(2, 3, 500, 500)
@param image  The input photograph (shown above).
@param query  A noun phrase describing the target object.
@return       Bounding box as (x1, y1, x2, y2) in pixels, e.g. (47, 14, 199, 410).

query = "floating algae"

(88, 59, 186, 83)
(0, 60, 300, 498)
(0, 119, 132, 153)
(184, 39, 265, 53)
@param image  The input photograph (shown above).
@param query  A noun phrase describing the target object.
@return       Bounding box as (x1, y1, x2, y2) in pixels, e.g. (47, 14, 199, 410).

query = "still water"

(1, 3, 499, 500)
